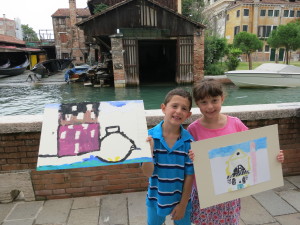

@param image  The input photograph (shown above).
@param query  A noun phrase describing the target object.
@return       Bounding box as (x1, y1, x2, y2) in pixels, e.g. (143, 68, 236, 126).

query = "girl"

(188, 78, 284, 225)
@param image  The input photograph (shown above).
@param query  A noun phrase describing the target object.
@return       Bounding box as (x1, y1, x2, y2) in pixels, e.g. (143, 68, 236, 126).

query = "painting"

(37, 100, 153, 171)
(192, 125, 283, 208)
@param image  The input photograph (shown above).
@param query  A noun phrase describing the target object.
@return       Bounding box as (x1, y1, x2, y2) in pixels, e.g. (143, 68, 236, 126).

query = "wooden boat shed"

(77, 0, 205, 87)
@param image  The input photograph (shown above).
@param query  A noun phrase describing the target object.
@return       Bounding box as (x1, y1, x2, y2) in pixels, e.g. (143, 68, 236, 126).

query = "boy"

(142, 88, 194, 225)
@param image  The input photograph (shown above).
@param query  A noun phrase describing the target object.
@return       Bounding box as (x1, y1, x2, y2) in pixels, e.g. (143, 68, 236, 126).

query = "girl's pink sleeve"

(236, 117, 248, 132)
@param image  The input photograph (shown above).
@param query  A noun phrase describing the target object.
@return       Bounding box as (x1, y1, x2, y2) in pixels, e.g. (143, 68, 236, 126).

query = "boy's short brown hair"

(193, 78, 224, 102)
(164, 88, 192, 110)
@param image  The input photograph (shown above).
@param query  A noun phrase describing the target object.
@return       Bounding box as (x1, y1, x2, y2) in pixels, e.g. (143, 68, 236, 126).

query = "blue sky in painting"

(208, 137, 267, 159)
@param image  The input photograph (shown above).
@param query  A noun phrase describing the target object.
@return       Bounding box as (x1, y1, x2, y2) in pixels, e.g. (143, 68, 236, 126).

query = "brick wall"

(1, 115, 300, 200)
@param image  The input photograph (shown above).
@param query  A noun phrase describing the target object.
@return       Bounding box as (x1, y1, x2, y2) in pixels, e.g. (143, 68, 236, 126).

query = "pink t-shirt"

(187, 115, 248, 141)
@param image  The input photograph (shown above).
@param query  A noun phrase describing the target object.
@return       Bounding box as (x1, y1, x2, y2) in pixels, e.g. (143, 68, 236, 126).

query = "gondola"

(0, 59, 11, 69)
(31, 59, 73, 77)
(0, 57, 29, 77)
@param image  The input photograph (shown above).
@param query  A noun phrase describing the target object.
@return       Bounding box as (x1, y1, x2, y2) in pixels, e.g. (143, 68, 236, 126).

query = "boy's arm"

(141, 162, 154, 177)
(141, 136, 154, 177)
(170, 174, 193, 220)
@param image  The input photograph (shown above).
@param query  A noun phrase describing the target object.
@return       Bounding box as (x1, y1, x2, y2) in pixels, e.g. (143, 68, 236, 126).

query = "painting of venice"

(209, 137, 270, 195)
(37, 100, 152, 171)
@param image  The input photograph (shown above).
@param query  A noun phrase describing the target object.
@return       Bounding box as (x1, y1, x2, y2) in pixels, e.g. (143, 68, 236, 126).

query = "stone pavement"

(0, 175, 299, 225)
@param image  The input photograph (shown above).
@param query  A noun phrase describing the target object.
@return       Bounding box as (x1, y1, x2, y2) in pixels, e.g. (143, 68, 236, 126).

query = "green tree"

(93, 3, 108, 14)
(204, 35, 227, 75)
(267, 22, 300, 64)
(225, 46, 242, 71)
(22, 24, 39, 41)
(233, 32, 263, 70)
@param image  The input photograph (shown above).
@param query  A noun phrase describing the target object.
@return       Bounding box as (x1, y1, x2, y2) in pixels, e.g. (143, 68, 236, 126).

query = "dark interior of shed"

(138, 40, 176, 84)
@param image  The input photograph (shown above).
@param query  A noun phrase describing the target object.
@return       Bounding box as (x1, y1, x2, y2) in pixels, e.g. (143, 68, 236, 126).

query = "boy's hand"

(188, 150, 195, 162)
(277, 150, 284, 163)
(170, 203, 186, 221)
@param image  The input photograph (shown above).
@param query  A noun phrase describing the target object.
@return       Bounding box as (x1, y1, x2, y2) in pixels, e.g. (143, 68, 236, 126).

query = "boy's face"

(161, 95, 192, 126)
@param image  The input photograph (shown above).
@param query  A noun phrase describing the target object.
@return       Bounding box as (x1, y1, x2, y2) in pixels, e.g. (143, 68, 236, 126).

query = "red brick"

(53, 189, 66, 195)
(4, 146, 18, 153)
(21, 158, 37, 163)
(66, 187, 90, 194)
(2, 164, 29, 171)
(35, 190, 53, 196)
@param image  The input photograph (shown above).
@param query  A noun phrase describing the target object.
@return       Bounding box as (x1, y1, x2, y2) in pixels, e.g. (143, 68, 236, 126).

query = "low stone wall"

(1, 102, 300, 202)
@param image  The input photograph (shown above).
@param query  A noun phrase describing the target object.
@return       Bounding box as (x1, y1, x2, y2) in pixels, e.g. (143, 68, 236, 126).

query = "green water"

(1, 82, 300, 116)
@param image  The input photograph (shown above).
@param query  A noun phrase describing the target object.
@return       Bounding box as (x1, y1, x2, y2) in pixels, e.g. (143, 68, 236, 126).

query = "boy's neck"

(162, 122, 181, 149)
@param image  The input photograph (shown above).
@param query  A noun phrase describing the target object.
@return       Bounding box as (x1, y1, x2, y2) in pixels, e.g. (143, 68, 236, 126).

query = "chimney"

(178, 0, 182, 14)
(69, 0, 77, 27)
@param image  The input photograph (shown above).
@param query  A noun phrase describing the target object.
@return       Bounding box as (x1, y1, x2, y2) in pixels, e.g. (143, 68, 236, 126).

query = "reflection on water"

(1, 82, 300, 116)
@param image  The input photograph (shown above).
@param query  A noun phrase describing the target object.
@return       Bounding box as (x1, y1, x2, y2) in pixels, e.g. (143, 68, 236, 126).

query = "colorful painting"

(209, 137, 270, 195)
(37, 100, 152, 171)
(192, 125, 284, 209)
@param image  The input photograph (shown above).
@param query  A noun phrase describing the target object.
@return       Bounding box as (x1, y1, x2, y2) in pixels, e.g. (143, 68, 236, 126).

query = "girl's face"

(196, 95, 224, 119)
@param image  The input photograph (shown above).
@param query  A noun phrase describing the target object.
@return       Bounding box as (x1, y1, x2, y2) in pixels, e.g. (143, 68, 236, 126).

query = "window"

(244, 9, 249, 16)
(274, 10, 280, 17)
(297, 11, 300, 17)
(260, 10, 266, 16)
(243, 25, 248, 32)
(227, 14, 229, 21)
(58, 18, 66, 25)
(257, 25, 277, 38)
(268, 10, 274, 16)
(234, 26, 240, 36)
(237, 10, 240, 17)
(290, 10, 295, 17)
(284, 10, 289, 17)
(265, 45, 270, 52)
(59, 33, 67, 43)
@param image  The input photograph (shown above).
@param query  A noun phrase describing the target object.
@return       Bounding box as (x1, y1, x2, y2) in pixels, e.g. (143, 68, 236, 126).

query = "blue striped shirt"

(146, 121, 194, 216)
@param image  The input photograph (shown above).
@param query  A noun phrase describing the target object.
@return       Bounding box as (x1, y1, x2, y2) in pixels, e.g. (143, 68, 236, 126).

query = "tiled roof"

(0, 34, 25, 45)
(52, 8, 91, 17)
(0, 18, 14, 22)
(231, 0, 300, 5)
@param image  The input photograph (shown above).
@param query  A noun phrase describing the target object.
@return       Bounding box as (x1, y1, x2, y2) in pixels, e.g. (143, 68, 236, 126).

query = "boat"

(31, 59, 73, 77)
(0, 59, 11, 69)
(225, 63, 300, 88)
(0, 57, 29, 77)
(65, 64, 90, 82)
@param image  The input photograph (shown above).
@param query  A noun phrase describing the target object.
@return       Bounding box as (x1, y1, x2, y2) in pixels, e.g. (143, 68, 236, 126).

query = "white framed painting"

(192, 124, 284, 208)
(37, 100, 152, 171)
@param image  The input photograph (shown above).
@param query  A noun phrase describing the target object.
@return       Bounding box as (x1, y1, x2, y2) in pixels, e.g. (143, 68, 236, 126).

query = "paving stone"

(0, 203, 14, 222)
(273, 178, 298, 192)
(239, 219, 246, 225)
(285, 176, 300, 189)
(240, 196, 276, 224)
(127, 191, 147, 225)
(278, 190, 300, 211)
(99, 193, 128, 225)
(35, 198, 73, 225)
(2, 218, 34, 225)
(6, 201, 44, 220)
(275, 213, 300, 225)
(72, 196, 100, 209)
(67, 207, 99, 225)
(253, 190, 297, 216)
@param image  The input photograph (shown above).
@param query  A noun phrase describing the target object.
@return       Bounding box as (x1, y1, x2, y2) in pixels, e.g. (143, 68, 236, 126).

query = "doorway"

(138, 40, 176, 84)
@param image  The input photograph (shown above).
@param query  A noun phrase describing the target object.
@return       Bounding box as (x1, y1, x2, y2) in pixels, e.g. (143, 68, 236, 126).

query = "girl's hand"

(277, 150, 284, 163)
(188, 150, 195, 162)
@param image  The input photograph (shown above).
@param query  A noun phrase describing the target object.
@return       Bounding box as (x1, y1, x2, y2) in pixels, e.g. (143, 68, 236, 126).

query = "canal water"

(1, 78, 300, 116)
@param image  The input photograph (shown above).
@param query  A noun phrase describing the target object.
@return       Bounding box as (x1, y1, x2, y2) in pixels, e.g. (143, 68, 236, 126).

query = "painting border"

(192, 124, 284, 208)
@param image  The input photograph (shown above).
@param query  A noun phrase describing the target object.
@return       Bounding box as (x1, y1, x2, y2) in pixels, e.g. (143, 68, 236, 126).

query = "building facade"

(225, 0, 300, 61)
(52, 0, 90, 65)
(0, 16, 16, 37)
(78, 0, 205, 87)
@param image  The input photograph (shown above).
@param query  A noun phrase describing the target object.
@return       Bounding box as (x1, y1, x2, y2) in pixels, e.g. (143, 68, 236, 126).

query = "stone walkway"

(0, 175, 299, 225)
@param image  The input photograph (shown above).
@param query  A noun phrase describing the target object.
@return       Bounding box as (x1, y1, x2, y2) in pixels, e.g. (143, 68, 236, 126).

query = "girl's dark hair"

(164, 88, 192, 110)
(193, 78, 224, 102)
